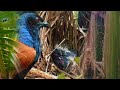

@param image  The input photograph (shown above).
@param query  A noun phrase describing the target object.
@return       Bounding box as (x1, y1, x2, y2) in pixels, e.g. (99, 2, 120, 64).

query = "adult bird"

(14, 13, 49, 79)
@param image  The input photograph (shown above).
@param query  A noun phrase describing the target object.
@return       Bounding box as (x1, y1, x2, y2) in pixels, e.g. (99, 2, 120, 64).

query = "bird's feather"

(16, 41, 36, 71)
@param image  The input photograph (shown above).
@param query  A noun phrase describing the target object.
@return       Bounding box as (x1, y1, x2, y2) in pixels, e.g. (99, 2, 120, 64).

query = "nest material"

(25, 11, 104, 79)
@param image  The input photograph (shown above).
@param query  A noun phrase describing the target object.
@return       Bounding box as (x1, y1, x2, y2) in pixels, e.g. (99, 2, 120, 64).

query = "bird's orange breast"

(16, 41, 36, 71)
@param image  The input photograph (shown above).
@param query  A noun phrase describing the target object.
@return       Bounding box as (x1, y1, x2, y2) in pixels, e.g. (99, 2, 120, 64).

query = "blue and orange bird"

(14, 13, 49, 79)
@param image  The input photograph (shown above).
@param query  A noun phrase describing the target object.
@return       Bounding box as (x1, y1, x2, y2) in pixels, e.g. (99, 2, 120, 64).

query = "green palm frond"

(0, 11, 20, 79)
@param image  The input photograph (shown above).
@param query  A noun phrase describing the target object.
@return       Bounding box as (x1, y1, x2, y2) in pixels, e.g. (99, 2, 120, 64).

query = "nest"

(25, 11, 104, 79)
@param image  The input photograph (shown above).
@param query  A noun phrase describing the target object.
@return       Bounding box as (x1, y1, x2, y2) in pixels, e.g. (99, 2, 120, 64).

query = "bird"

(14, 13, 49, 79)
(78, 11, 91, 33)
(51, 46, 76, 70)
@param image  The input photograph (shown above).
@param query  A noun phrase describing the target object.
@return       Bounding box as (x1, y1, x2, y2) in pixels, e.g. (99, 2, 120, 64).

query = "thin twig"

(47, 12, 64, 21)
(45, 56, 50, 72)
(48, 38, 66, 57)
(45, 15, 60, 36)
(78, 26, 86, 37)
(82, 13, 90, 22)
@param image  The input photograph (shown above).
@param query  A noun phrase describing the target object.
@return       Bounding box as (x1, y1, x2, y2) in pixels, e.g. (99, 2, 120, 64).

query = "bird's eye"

(36, 15, 44, 22)
(1, 18, 9, 22)
(36, 17, 40, 22)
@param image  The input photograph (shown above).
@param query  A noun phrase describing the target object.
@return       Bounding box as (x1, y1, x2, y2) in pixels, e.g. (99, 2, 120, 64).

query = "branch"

(26, 68, 57, 79)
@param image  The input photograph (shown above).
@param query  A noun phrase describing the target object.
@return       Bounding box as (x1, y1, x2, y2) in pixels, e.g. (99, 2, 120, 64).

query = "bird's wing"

(18, 26, 34, 48)
(16, 41, 36, 72)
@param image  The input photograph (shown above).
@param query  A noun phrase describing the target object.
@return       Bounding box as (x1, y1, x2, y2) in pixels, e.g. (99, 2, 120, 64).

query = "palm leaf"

(0, 28, 17, 34)
(0, 11, 19, 79)
(0, 29, 19, 78)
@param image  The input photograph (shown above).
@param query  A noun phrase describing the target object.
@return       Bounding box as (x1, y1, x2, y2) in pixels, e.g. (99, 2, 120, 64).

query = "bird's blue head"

(26, 13, 49, 29)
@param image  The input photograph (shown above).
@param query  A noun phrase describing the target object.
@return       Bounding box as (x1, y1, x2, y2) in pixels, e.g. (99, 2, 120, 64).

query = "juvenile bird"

(51, 46, 76, 70)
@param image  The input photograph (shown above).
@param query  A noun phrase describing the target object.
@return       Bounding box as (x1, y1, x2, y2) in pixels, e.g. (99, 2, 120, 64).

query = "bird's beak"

(37, 21, 50, 28)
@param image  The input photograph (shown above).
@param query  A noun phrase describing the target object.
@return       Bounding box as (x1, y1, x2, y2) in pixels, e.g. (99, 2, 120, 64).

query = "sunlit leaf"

(0, 37, 18, 46)
(74, 57, 80, 64)
(57, 73, 66, 79)
(0, 28, 17, 34)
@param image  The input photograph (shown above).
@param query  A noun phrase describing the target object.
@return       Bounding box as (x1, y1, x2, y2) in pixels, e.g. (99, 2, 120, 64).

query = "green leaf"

(57, 73, 66, 79)
(0, 48, 19, 72)
(74, 57, 80, 64)
(0, 11, 19, 28)
(0, 43, 14, 50)
(0, 28, 17, 34)
(0, 11, 19, 78)
(0, 51, 7, 78)
(0, 37, 18, 46)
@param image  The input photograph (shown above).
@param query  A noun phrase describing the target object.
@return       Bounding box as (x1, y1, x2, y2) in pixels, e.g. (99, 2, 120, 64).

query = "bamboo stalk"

(104, 11, 120, 79)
